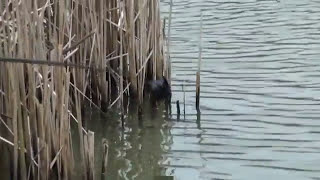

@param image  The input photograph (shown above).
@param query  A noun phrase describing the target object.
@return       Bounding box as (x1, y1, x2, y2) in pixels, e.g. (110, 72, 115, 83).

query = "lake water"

(89, 0, 320, 180)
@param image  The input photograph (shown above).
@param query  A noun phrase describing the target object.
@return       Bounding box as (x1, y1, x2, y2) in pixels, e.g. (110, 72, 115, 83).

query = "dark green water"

(78, 103, 173, 180)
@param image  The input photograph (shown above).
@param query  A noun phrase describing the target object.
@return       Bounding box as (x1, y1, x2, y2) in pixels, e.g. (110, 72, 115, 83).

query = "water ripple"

(160, 0, 320, 179)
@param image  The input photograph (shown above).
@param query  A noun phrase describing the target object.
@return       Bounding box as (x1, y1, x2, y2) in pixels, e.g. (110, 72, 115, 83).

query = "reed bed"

(0, 0, 169, 179)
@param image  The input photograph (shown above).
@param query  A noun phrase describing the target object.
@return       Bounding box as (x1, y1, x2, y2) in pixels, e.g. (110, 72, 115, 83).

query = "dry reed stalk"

(163, 0, 173, 84)
(84, 131, 95, 180)
(101, 139, 109, 177)
(196, 11, 202, 112)
(119, 1, 124, 125)
(182, 83, 186, 119)
(126, 0, 138, 96)
(9, 65, 19, 180)
(74, 79, 87, 179)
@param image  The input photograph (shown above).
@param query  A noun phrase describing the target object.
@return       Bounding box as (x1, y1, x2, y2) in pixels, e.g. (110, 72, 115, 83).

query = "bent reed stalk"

(0, 0, 169, 179)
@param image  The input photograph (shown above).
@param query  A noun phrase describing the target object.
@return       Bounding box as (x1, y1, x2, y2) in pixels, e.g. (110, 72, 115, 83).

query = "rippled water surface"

(90, 1, 320, 180)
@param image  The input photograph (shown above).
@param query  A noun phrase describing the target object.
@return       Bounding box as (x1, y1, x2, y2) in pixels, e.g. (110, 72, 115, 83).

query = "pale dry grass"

(0, 0, 168, 179)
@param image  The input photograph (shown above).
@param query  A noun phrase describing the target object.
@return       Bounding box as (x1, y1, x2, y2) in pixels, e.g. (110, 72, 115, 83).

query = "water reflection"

(84, 102, 173, 180)
(197, 111, 201, 130)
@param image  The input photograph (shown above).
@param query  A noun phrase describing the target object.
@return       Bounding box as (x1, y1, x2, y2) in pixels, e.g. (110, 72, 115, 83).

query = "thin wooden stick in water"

(176, 100, 180, 116)
(182, 82, 186, 119)
(196, 11, 202, 112)
(87, 131, 95, 180)
(101, 139, 109, 176)
(167, 0, 173, 84)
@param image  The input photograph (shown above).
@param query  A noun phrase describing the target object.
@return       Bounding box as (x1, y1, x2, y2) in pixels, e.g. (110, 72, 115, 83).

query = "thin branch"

(67, 110, 88, 135)
(0, 89, 5, 96)
(69, 82, 104, 114)
(0, 136, 27, 153)
(62, 30, 96, 55)
(0, 116, 14, 135)
(108, 83, 131, 109)
(50, 147, 63, 169)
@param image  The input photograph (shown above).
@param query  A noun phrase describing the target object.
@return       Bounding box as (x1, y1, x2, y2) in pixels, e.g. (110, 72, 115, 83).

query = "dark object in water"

(147, 76, 172, 105)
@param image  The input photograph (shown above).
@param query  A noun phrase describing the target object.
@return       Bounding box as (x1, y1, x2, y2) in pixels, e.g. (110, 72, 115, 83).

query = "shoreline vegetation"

(0, 0, 171, 179)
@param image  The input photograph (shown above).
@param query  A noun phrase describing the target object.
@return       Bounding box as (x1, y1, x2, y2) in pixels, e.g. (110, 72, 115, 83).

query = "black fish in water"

(147, 76, 172, 103)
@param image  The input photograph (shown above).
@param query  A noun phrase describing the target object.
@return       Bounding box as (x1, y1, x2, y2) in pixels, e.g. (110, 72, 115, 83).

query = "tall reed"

(196, 11, 202, 112)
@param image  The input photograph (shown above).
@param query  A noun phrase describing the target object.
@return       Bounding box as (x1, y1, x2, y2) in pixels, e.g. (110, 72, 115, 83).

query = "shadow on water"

(71, 101, 174, 180)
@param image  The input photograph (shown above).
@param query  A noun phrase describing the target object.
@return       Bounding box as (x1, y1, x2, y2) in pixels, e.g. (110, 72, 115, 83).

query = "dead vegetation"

(0, 0, 169, 179)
